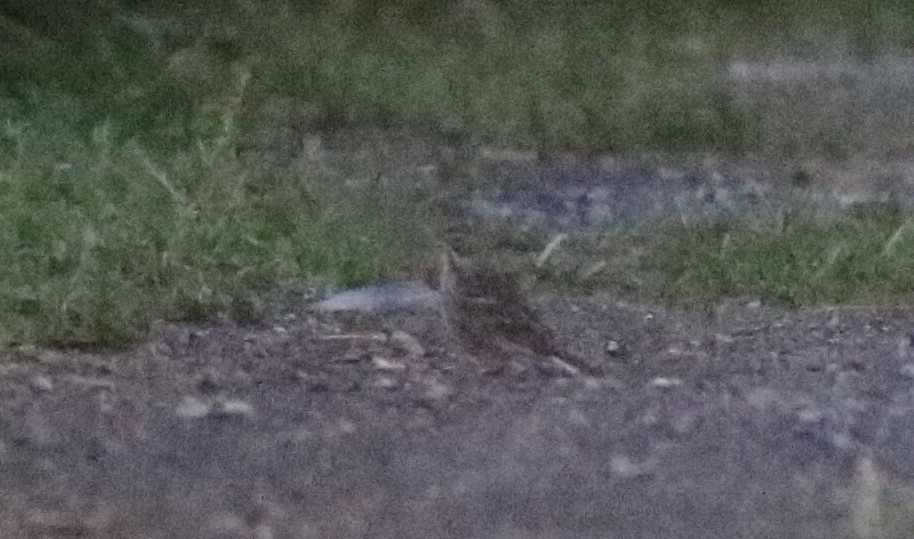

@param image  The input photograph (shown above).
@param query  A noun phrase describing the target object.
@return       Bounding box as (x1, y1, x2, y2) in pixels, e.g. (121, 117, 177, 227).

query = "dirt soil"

(4, 287, 914, 538)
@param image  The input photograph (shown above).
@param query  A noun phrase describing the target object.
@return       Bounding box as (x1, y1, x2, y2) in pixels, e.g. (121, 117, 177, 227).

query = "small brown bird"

(438, 244, 597, 376)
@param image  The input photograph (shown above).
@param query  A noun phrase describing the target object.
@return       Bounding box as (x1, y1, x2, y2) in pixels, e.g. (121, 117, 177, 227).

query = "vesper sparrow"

(438, 244, 597, 375)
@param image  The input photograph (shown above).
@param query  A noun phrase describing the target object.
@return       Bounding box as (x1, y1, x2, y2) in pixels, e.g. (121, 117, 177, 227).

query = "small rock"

(175, 396, 211, 419)
(340, 349, 365, 363)
(215, 399, 255, 417)
(610, 454, 652, 478)
(387, 330, 425, 359)
(311, 280, 441, 313)
(650, 377, 683, 389)
(372, 375, 400, 389)
(30, 375, 53, 392)
(605, 339, 623, 356)
(371, 355, 405, 371)
(422, 379, 455, 400)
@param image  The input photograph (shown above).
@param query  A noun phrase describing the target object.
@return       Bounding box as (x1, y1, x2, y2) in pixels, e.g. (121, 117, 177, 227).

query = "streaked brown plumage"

(438, 245, 596, 375)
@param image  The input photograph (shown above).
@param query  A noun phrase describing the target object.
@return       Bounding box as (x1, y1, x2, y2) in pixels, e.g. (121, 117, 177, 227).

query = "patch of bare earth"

(2, 291, 914, 538)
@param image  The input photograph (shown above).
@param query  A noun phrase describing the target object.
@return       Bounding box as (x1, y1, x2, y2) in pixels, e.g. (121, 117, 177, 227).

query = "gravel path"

(4, 294, 914, 538)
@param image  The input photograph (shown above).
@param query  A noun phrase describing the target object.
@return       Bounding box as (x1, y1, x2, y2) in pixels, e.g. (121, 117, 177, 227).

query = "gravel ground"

(4, 292, 914, 538)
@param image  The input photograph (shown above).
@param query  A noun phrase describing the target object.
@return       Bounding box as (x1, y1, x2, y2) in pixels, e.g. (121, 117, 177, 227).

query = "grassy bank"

(619, 206, 914, 309)
(0, 90, 433, 344)
(1, 0, 913, 343)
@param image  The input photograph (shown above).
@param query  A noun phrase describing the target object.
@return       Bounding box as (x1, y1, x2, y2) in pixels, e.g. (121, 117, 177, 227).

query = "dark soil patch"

(2, 291, 914, 538)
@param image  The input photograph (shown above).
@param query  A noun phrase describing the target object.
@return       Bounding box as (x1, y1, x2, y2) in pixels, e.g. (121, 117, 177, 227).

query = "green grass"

(535, 201, 914, 309)
(1, 0, 914, 344)
(5, 0, 914, 154)
(0, 89, 434, 345)
(642, 217, 914, 308)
